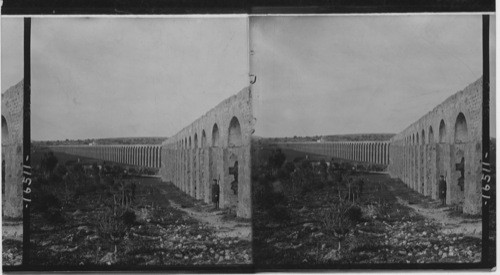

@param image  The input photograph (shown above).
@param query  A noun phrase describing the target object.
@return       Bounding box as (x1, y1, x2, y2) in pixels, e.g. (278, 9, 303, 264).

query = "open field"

(252, 143, 491, 266)
(27, 148, 251, 267)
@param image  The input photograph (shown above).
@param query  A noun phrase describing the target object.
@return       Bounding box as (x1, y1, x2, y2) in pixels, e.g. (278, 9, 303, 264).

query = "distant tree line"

(256, 133, 395, 143)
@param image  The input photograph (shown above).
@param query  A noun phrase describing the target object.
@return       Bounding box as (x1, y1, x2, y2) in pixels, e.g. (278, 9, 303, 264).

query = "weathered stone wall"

(50, 145, 162, 168)
(2, 80, 24, 219)
(161, 87, 254, 218)
(275, 141, 390, 165)
(388, 77, 483, 215)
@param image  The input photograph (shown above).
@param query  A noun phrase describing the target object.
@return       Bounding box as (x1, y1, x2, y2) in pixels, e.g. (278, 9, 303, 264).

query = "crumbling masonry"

(388, 77, 483, 215)
(2, 80, 24, 220)
(160, 87, 254, 218)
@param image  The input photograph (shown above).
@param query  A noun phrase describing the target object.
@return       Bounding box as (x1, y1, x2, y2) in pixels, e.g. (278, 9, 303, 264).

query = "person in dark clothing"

(229, 161, 238, 195)
(212, 179, 220, 210)
(438, 175, 447, 206)
(456, 157, 465, 191)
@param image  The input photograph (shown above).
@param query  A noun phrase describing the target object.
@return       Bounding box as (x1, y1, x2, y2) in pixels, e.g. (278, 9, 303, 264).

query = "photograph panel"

(250, 14, 495, 267)
(3, 16, 253, 268)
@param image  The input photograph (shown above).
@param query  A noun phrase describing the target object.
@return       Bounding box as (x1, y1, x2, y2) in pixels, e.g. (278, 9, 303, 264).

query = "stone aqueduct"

(388, 77, 483, 215)
(274, 77, 483, 215)
(50, 145, 162, 168)
(46, 87, 254, 218)
(160, 87, 253, 218)
(2, 80, 24, 220)
(276, 141, 390, 166)
(0, 77, 484, 218)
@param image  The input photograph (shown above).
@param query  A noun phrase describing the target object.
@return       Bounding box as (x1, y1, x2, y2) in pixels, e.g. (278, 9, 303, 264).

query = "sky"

(1, 15, 496, 141)
(2, 16, 249, 141)
(250, 15, 496, 137)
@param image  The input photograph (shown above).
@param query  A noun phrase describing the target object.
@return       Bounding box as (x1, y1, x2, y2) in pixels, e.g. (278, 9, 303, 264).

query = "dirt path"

(396, 196, 481, 238)
(157, 188, 251, 241)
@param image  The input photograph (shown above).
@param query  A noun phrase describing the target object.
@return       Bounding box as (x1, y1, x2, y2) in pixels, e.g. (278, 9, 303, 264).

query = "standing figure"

(229, 161, 239, 195)
(455, 157, 465, 191)
(438, 175, 447, 206)
(212, 178, 220, 210)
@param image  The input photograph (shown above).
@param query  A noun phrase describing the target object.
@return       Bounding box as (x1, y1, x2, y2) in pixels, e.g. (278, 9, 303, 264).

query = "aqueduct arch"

(160, 87, 253, 218)
(2, 116, 9, 142)
(228, 116, 242, 147)
(454, 113, 468, 143)
(2, 116, 7, 195)
(439, 120, 447, 143)
(428, 126, 434, 144)
(388, 78, 483, 214)
(224, 116, 243, 213)
(212, 123, 220, 147)
(451, 112, 469, 206)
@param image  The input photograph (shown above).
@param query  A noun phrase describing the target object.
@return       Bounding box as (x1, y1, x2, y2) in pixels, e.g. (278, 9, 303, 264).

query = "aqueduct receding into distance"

(276, 141, 390, 166)
(50, 145, 162, 168)
(388, 77, 483, 215)
(43, 87, 254, 218)
(273, 77, 483, 215)
(160, 87, 254, 218)
(0, 76, 484, 219)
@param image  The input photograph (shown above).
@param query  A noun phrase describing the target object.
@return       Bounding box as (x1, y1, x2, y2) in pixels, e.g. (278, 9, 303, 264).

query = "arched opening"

(200, 130, 207, 201)
(453, 112, 468, 206)
(1, 116, 6, 194)
(454, 113, 468, 143)
(201, 130, 207, 148)
(189, 137, 192, 148)
(225, 117, 243, 214)
(228, 116, 243, 147)
(2, 116, 9, 142)
(439, 120, 446, 143)
(421, 129, 425, 145)
(428, 126, 434, 144)
(227, 152, 239, 213)
(212, 123, 220, 147)
(416, 133, 419, 145)
(209, 124, 220, 206)
(193, 133, 198, 198)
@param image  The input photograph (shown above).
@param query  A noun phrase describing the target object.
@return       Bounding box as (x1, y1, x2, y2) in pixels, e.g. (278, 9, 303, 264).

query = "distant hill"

(253, 133, 395, 143)
(33, 137, 168, 146)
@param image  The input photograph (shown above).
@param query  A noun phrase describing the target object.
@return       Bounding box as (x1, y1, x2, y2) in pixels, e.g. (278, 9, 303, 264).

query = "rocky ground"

(30, 177, 251, 267)
(2, 239, 23, 266)
(253, 172, 484, 266)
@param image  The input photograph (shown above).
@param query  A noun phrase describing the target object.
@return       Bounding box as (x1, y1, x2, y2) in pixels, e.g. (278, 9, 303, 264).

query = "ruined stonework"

(275, 141, 390, 165)
(51, 145, 162, 168)
(2, 80, 24, 220)
(160, 87, 254, 219)
(388, 77, 483, 215)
